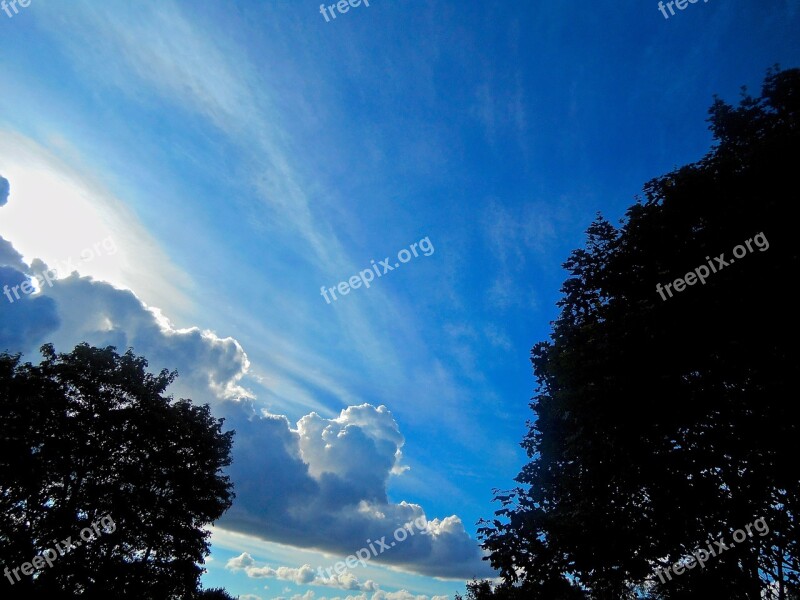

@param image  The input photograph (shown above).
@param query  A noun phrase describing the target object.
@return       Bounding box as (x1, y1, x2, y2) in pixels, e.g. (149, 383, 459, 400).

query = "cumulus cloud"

(273, 593, 314, 600)
(41, 274, 251, 402)
(0, 229, 490, 580)
(227, 553, 257, 570)
(372, 593, 443, 600)
(308, 592, 449, 600)
(0, 174, 9, 207)
(221, 400, 490, 578)
(0, 262, 60, 353)
(315, 573, 379, 593)
(226, 553, 378, 593)
(0, 239, 251, 402)
(0, 238, 26, 273)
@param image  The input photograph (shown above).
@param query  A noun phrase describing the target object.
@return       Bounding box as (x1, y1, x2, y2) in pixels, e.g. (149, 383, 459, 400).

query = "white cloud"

(311, 592, 448, 600)
(296, 404, 407, 480)
(221, 400, 490, 578)
(371, 592, 433, 600)
(226, 552, 377, 593)
(0, 227, 489, 581)
(227, 552, 257, 571)
(0, 265, 252, 403)
(316, 573, 379, 593)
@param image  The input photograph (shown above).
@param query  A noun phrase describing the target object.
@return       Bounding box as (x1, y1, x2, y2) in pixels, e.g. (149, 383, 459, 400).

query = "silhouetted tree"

(0, 343, 235, 599)
(477, 67, 800, 600)
(197, 588, 238, 599)
(455, 577, 585, 600)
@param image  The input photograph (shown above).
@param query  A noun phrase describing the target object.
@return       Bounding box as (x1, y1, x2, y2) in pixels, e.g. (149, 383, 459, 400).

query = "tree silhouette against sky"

(0, 343, 235, 599)
(471, 67, 800, 600)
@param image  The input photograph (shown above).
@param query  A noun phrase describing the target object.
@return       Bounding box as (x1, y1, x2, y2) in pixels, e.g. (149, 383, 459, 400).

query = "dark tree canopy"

(0, 343, 235, 599)
(197, 588, 238, 599)
(476, 67, 800, 600)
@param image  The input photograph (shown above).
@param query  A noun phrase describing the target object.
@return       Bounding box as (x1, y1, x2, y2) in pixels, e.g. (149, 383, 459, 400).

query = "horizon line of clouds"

(246, 586, 450, 600)
(226, 552, 379, 593)
(208, 528, 459, 600)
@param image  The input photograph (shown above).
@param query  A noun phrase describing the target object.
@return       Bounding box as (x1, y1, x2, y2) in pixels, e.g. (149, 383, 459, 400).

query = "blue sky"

(1, 1, 798, 598)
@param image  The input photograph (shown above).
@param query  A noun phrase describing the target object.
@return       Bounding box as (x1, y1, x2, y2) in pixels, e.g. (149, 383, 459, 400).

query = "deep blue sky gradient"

(1, 1, 799, 598)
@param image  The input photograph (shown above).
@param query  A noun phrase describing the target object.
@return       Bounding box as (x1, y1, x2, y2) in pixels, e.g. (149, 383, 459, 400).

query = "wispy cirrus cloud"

(32, 0, 345, 274)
